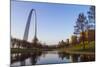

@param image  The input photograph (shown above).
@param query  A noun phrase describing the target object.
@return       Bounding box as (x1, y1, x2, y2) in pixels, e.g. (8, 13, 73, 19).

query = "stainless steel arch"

(23, 9, 37, 42)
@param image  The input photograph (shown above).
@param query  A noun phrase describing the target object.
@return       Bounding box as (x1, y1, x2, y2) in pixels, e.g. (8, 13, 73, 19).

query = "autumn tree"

(74, 13, 88, 49)
(71, 35, 77, 45)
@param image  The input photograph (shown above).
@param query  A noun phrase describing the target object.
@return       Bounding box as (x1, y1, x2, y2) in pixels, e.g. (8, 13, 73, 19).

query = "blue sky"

(11, 0, 91, 45)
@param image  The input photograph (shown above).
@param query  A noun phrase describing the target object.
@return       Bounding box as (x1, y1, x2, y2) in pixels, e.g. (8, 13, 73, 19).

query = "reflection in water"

(58, 51, 95, 62)
(11, 51, 42, 66)
(70, 54, 80, 62)
(58, 51, 82, 62)
(11, 51, 95, 67)
(80, 54, 95, 62)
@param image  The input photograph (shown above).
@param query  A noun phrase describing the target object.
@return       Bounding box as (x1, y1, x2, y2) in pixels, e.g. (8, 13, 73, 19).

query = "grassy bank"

(60, 41, 95, 54)
(11, 48, 54, 53)
(11, 48, 42, 53)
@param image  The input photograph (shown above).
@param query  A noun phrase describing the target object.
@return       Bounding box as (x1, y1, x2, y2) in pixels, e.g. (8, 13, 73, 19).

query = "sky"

(11, 0, 91, 45)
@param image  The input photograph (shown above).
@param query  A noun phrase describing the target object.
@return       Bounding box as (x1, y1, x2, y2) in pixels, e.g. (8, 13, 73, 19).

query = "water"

(11, 51, 95, 67)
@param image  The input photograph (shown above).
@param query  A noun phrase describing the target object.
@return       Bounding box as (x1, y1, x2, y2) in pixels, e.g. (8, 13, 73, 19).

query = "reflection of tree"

(20, 61, 25, 66)
(20, 53, 29, 66)
(70, 54, 80, 62)
(58, 51, 80, 62)
(58, 51, 70, 60)
(30, 51, 42, 65)
(57, 51, 95, 63)
(80, 54, 95, 62)
(11, 51, 42, 66)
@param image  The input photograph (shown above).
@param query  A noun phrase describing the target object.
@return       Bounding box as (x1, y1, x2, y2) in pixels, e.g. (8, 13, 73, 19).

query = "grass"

(60, 41, 95, 54)
(11, 48, 42, 53)
(71, 41, 95, 52)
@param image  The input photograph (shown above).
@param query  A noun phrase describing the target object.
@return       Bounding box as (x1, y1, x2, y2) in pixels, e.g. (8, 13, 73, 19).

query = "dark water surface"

(11, 51, 95, 67)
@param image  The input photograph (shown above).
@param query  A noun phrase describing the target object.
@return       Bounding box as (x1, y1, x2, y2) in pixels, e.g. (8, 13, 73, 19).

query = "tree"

(85, 6, 95, 44)
(58, 40, 67, 48)
(71, 35, 77, 45)
(66, 39, 70, 46)
(74, 13, 88, 49)
(87, 6, 95, 29)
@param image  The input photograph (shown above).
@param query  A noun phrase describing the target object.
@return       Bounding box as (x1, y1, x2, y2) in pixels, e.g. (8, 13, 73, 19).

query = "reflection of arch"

(23, 9, 37, 42)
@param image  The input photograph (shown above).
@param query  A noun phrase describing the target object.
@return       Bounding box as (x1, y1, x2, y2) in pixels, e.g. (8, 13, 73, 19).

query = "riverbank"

(58, 49, 95, 55)
(11, 41, 95, 55)
(11, 48, 54, 53)
(11, 48, 95, 55)
(59, 41, 95, 55)
(11, 48, 42, 53)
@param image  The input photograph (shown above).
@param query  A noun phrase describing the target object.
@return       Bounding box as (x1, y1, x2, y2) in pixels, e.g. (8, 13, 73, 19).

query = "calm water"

(11, 51, 95, 67)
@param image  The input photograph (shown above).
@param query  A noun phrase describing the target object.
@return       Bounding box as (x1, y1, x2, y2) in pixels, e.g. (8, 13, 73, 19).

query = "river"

(11, 51, 95, 67)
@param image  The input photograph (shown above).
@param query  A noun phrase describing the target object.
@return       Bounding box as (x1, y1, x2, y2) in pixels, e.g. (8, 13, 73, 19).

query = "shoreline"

(11, 48, 95, 55)
(65, 50, 95, 55)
